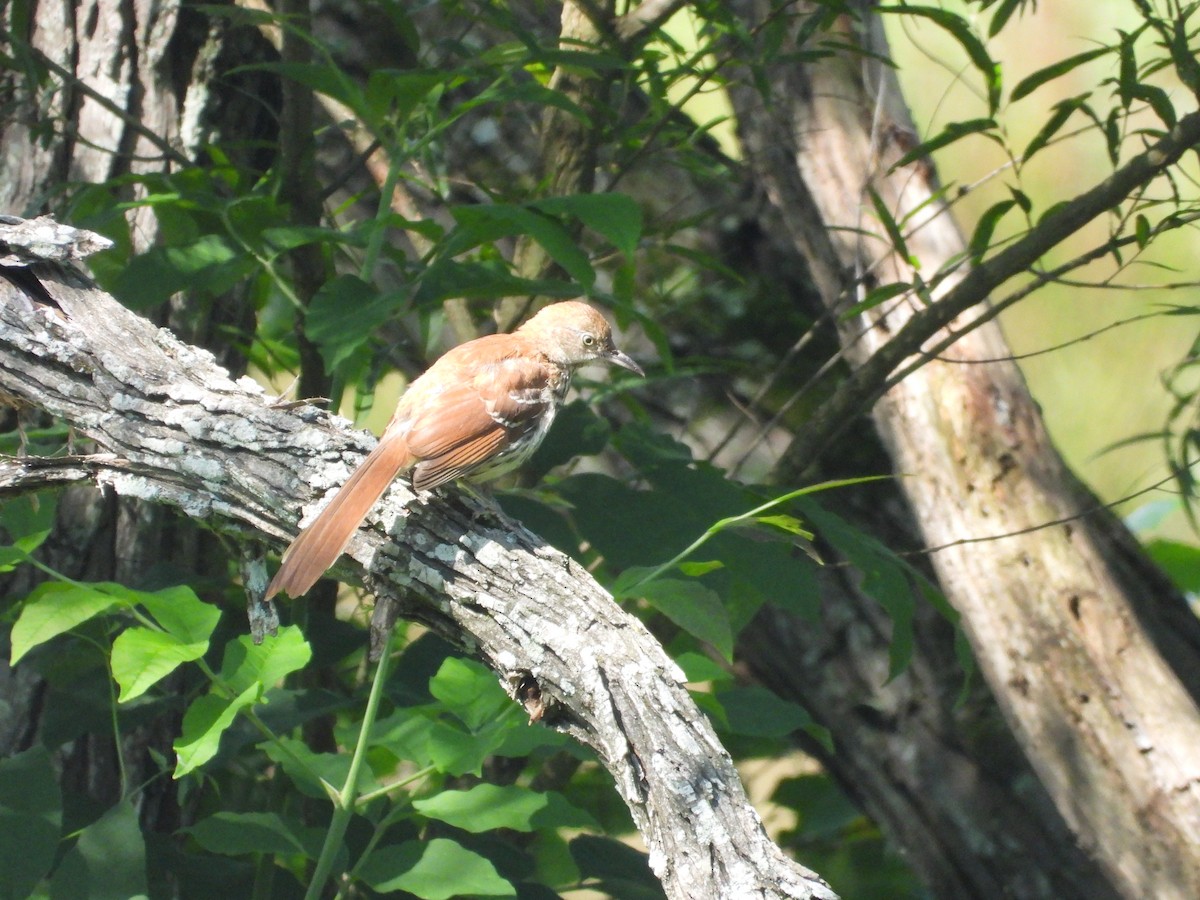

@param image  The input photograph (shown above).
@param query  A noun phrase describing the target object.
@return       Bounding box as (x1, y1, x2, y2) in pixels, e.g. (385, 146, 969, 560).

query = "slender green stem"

(335, 797, 419, 900)
(361, 156, 403, 283)
(304, 645, 394, 900)
(624, 477, 889, 591)
(354, 764, 436, 807)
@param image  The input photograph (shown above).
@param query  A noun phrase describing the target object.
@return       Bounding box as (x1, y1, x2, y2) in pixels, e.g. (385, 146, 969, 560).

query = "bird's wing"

(400, 344, 556, 492)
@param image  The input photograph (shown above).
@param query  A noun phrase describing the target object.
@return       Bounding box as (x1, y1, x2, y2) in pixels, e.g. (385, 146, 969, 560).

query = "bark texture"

(726, 4, 1200, 897)
(0, 247, 836, 900)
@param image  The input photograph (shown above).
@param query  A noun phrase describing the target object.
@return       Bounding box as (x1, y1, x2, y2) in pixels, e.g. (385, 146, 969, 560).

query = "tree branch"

(0, 227, 836, 900)
(776, 109, 1200, 478)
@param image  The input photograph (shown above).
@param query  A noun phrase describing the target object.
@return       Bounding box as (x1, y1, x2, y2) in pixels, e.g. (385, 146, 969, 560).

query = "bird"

(265, 300, 643, 600)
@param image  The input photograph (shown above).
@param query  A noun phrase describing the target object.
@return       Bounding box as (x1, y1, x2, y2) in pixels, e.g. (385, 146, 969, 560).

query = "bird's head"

(518, 301, 644, 375)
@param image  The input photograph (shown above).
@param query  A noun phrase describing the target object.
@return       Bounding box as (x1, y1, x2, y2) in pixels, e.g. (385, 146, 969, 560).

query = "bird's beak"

(607, 349, 644, 377)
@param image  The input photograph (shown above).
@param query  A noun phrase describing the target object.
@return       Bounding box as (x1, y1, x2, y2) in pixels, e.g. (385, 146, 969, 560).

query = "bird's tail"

(265, 433, 412, 600)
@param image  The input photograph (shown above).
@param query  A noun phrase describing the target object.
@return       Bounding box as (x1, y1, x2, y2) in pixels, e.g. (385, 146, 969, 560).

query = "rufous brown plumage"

(265, 300, 642, 600)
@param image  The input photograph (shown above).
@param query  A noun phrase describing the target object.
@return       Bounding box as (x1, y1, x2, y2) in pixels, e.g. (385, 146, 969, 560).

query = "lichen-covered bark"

(0, 251, 836, 900)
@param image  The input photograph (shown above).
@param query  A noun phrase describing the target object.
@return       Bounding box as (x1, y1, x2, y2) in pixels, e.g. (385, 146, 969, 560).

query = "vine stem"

(624, 476, 887, 592)
(304, 642, 393, 899)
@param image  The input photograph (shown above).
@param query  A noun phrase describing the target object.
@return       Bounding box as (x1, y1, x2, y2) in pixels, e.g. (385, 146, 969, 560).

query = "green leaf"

(237, 61, 363, 122)
(534, 193, 643, 257)
(891, 118, 998, 171)
(373, 709, 438, 769)
(753, 514, 813, 538)
(968, 199, 1017, 264)
(174, 685, 259, 777)
(677, 560, 724, 577)
(218, 627, 313, 694)
(364, 70, 443, 127)
(413, 260, 577, 307)
(638, 579, 733, 661)
(799, 499, 918, 678)
(1144, 538, 1200, 592)
(1116, 29, 1138, 109)
(842, 281, 911, 318)
(10, 582, 120, 664)
(524, 399, 612, 481)
(111, 627, 209, 702)
(987, 0, 1025, 37)
(0, 493, 56, 571)
(449, 204, 595, 288)
(258, 224, 347, 253)
(570, 835, 664, 900)
(425, 720, 500, 777)
(414, 784, 596, 833)
(867, 187, 914, 266)
(880, 5, 1000, 113)
(137, 584, 221, 646)
(1023, 94, 1090, 160)
(715, 686, 811, 738)
(50, 801, 147, 900)
(1172, 13, 1200, 97)
(1134, 214, 1152, 249)
(306, 275, 406, 374)
(428, 658, 510, 731)
(1010, 46, 1111, 101)
(112, 235, 249, 309)
(262, 736, 377, 800)
(186, 812, 307, 858)
(1130, 83, 1177, 129)
(357, 838, 515, 899)
(0, 747, 61, 899)
(675, 651, 730, 684)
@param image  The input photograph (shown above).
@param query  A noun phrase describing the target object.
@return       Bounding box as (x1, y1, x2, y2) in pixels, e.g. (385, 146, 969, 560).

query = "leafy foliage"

(4, 0, 1199, 898)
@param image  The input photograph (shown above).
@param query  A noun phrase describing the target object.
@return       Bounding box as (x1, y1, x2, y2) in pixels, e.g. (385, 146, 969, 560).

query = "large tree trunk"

(0, 0, 272, 831)
(726, 3, 1200, 897)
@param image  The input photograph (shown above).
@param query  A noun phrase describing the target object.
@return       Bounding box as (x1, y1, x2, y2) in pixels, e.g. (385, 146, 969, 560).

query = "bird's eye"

(582, 334, 596, 347)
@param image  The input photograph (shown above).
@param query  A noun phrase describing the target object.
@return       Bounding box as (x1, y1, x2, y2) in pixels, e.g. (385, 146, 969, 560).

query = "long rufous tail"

(265, 433, 412, 600)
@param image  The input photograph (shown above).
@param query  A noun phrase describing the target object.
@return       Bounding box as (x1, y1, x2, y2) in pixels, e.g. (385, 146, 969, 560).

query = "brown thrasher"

(265, 300, 642, 600)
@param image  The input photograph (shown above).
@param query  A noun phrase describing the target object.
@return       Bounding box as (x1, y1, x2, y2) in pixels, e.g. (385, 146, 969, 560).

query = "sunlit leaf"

(891, 118, 998, 171)
(111, 627, 208, 702)
(137, 584, 221, 646)
(1011, 46, 1111, 101)
(414, 783, 596, 833)
(428, 658, 510, 731)
(218, 627, 313, 694)
(10, 583, 120, 664)
(174, 685, 259, 777)
(357, 839, 515, 898)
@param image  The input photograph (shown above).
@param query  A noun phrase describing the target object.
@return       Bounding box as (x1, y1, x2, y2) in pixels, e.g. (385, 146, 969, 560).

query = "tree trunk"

(725, 3, 1200, 897)
(0, 0, 271, 832)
